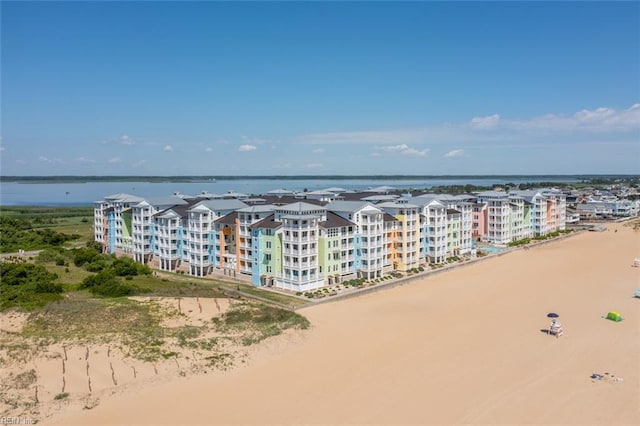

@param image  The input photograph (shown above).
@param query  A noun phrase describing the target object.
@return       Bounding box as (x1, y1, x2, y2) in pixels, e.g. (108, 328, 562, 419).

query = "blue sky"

(1, 1, 639, 176)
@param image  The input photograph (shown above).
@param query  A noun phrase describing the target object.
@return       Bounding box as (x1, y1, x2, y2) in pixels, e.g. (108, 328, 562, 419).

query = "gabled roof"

(103, 193, 144, 203)
(477, 190, 509, 198)
(140, 196, 189, 207)
(411, 196, 442, 207)
(325, 200, 372, 213)
(250, 214, 282, 230)
(267, 188, 295, 195)
(222, 191, 249, 198)
(320, 211, 355, 229)
(277, 201, 326, 213)
(237, 205, 277, 213)
(154, 198, 204, 219)
(360, 194, 400, 202)
(155, 208, 184, 220)
(368, 185, 397, 193)
(214, 212, 238, 225)
(305, 190, 335, 196)
(383, 212, 398, 222)
(376, 201, 418, 209)
(190, 199, 248, 212)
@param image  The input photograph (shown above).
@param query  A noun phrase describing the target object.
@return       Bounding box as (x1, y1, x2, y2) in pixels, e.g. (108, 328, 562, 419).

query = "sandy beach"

(41, 220, 639, 424)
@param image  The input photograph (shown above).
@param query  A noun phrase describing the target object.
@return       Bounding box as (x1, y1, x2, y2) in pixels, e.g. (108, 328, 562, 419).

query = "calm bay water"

(0, 177, 580, 206)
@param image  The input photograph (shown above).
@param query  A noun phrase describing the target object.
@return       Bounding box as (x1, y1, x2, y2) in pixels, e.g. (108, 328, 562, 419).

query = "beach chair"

(549, 321, 564, 338)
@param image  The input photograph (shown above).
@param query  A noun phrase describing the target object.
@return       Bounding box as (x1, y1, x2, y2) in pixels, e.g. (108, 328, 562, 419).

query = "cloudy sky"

(1, 1, 638, 176)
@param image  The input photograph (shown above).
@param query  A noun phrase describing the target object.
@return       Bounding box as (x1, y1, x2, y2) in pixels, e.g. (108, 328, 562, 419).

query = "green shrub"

(89, 282, 137, 297)
(73, 247, 101, 267)
(0, 262, 63, 310)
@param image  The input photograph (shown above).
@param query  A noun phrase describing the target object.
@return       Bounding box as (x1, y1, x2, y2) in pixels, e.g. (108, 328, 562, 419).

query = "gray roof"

(250, 214, 282, 230)
(267, 188, 295, 195)
(325, 200, 372, 213)
(376, 201, 418, 209)
(223, 191, 249, 198)
(103, 193, 144, 203)
(237, 205, 277, 213)
(140, 196, 189, 207)
(320, 212, 355, 229)
(476, 190, 509, 198)
(277, 202, 327, 213)
(383, 213, 398, 222)
(411, 196, 440, 206)
(190, 199, 248, 212)
(367, 185, 397, 193)
(360, 194, 400, 202)
(305, 190, 336, 196)
(214, 212, 238, 225)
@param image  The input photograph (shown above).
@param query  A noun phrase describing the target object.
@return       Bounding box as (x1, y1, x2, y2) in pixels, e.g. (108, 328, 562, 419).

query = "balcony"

(283, 261, 317, 268)
(282, 249, 316, 256)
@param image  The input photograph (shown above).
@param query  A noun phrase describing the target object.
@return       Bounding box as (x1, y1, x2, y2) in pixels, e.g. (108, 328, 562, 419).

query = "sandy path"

(48, 222, 640, 425)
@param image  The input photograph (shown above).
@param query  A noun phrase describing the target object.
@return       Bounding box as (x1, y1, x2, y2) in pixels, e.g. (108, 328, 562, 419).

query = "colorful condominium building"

(94, 187, 567, 291)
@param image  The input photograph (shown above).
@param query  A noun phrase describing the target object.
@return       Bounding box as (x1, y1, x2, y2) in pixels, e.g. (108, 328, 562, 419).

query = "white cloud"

(470, 114, 500, 129)
(379, 144, 429, 157)
(120, 134, 135, 145)
(300, 129, 431, 145)
(163, 145, 174, 152)
(370, 152, 381, 157)
(108, 157, 121, 163)
(132, 159, 147, 167)
(305, 163, 323, 169)
(38, 156, 63, 163)
(238, 144, 257, 152)
(444, 149, 465, 158)
(297, 104, 639, 155)
(75, 157, 95, 163)
(312, 148, 324, 154)
(401, 147, 429, 157)
(205, 147, 213, 152)
(0, 146, 5, 152)
(509, 104, 640, 132)
(15, 159, 26, 164)
(240, 136, 272, 146)
(381, 144, 410, 152)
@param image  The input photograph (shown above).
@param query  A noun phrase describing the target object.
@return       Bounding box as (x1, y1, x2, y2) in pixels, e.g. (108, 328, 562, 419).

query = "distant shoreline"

(0, 174, 633, 184)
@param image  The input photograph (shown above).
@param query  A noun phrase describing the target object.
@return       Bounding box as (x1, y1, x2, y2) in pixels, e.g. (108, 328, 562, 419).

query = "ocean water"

(0, 177, 580, 206)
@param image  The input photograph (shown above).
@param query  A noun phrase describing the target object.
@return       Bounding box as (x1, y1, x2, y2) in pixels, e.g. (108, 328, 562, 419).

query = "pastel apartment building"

(94, 187, 567, 290)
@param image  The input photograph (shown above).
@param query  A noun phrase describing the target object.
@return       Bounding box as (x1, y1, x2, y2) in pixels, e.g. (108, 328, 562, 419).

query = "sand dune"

(46, 221, 640, 424)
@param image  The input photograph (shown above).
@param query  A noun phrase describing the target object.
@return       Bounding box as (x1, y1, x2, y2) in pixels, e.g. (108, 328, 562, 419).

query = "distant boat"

(65, 191, 70, 195)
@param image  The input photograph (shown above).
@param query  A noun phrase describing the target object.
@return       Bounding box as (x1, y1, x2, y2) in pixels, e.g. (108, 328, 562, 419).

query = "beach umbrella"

(547, 312, 559, 318)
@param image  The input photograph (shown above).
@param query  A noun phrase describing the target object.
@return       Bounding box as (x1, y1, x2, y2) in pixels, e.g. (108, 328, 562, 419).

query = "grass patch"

(237, 284, 309, 308)
(54, 392, 69, 400)
(215, 302, 310, 346)
(21, 293, 160, 344)
(13, 369, 37, 389)
(204, 353, 233, 369)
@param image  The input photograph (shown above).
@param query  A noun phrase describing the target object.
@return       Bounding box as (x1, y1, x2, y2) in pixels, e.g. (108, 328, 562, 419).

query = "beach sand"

(46, 221, 640, 425)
